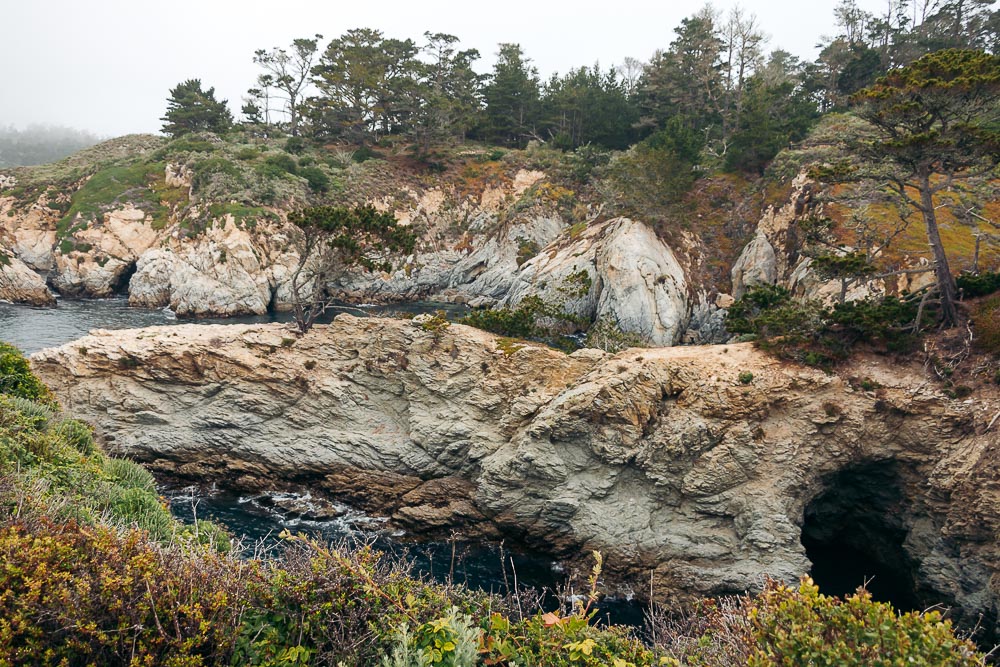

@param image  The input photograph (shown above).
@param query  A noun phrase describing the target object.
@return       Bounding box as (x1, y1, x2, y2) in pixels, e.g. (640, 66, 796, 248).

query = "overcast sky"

(3, 0, 892, 138)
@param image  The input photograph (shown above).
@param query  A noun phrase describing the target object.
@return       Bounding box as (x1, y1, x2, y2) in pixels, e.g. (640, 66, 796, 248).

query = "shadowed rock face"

(31, 317, 1000, 638)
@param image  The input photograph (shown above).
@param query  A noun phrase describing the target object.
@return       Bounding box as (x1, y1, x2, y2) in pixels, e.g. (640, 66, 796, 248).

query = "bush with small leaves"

(53, 419, 95, 456)
(0, 342, 52, 403)
(748, 578, 981, 666)
(726, 286, 921, 367)
(958, 271, 1000, 298)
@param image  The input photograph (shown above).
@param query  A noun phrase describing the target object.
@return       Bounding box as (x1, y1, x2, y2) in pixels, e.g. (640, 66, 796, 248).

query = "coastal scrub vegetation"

(725, 285, 923, 368)
(0, 345, 987, 665)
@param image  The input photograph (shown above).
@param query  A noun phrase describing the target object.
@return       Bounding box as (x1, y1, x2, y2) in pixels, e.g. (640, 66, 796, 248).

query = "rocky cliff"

(0, 139, 702, 345)
(31, 317, 1000, 638)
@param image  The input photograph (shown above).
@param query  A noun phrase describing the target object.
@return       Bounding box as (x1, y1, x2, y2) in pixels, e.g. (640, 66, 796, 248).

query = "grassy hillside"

(2, 117, 997, 302)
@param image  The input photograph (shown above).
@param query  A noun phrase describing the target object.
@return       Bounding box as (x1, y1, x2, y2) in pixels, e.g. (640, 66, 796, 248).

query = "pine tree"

(850, 49, 1000, 326)
(480, 43, 541, 147)
(160, 79, 233, 138)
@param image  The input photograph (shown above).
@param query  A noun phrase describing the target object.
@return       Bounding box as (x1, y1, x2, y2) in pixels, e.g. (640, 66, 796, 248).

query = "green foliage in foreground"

(0, 344, 215, 545)
(0, 342, 53, 404)
(0, 344, 984, 665)
(747, 578, 980, 666)
(958, 271, 1000, 299)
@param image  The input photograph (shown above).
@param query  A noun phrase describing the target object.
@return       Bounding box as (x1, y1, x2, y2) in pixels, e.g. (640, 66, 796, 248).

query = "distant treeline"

(161, 0, 998, 175)
(0, 125, 102, 167)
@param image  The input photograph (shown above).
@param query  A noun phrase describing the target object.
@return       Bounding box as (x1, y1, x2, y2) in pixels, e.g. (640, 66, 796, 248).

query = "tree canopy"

(160, 79, 233, 138)
(286, 204, 416, 332)
(849, 48, 1000, 325)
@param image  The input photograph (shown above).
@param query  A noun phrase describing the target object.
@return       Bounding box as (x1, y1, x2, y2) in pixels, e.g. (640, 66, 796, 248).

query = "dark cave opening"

(800, 460, 922, 612)
(112, 260, 138, 296)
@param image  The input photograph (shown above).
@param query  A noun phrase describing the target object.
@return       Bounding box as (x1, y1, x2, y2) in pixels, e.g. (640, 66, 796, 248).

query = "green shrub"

(726, 287, 921, 367)
(235, 147, 259, 161)
(462, 303, 539, 339)
(284, 136, 306, 155)
(264, 152, 298, 175)
(191, 156, 243, 191)
(461, 294, 585, 352)
(748, 578, 980, 666)
(1, 395, 54, 426)
(958, 271, 1000, 298)
(106, 486, 172, 539)
(382, 607, 480, 667)
(584, 317, 645, 353)
(299, 165, 331, 193)
(161, 136, 217, 155)
(101, 457, 156, 493)
(0, 342, 53, 402)
(52, 419, 95, 456)
(354, 145, 378, 163)
(738, 371, 754, 385)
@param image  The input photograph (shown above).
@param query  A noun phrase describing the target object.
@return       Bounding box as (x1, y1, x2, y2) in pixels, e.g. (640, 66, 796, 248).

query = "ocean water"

(0, 296, 467, 354)
(165, 484, 645, 627)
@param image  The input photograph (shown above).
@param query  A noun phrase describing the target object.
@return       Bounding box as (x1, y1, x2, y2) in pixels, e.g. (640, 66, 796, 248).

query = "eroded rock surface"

(0, 252, 55, 305)
(31, 318, 1000, 636)
(501, 218, 689, 346)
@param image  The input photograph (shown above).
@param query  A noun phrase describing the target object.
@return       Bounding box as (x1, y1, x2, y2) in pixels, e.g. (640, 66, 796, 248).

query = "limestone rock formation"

(32, 317, 1000, 637)
(501, 218, 689, 346)
(128, 217, 295, 317)
(0, 252, 55, 305)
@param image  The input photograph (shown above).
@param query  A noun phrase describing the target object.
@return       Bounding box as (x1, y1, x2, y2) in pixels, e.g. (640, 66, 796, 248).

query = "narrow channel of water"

(165, 484, 646, 628)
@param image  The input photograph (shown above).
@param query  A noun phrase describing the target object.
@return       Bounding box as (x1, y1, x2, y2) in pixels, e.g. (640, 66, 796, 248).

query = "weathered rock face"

(731, 230, 777, 299)
(50, 206, 160, 298)
(128, 217, 297, 317)
(339, 212, 567, 306)
(1, 162, 692, 345)
(501, 218, 689, 346)
(31, 318, 1000, 637)
(0, 253, 55, 305)
(0, 197, 58, 271)
(731, 173, 814, 299)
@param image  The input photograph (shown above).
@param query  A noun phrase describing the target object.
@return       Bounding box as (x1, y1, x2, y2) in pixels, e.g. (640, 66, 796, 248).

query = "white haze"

(2, 0, 892, 137)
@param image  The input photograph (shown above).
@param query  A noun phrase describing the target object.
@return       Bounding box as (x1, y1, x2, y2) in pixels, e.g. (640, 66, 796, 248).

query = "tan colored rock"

(31, 317, 1000, 635)
(512, 169, 546, 195)
(129, 216, 284, 316)
(504, 217, 689, 345)
(165, 163, 193, 189)
(0, 252, 55, 305)
(0, 197, 59, 270)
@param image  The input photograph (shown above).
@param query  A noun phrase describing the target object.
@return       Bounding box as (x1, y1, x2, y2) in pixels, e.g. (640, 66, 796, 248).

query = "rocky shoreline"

(0, 159, 829, 348)
(30, 316, 1000, 639)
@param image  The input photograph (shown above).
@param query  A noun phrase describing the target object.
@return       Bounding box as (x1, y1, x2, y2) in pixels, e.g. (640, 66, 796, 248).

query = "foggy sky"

(3, 0, 891, 138)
